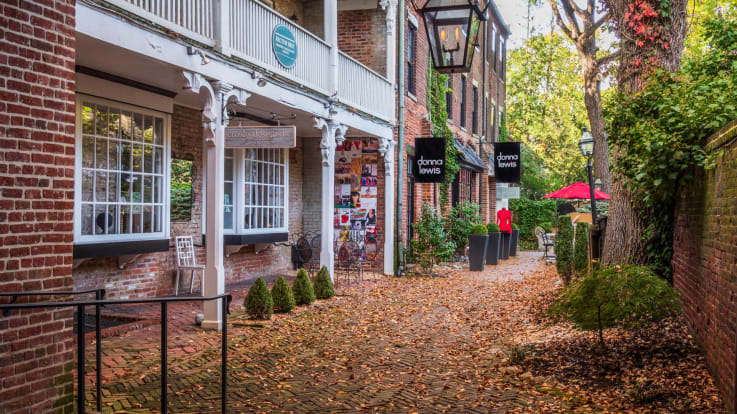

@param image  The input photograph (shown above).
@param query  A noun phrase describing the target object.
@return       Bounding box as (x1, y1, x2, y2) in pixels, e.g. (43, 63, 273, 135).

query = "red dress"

(497, 208, 512, 234)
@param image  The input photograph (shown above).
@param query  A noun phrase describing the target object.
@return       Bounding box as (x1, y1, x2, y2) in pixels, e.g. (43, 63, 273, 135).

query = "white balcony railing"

(229, 0, 332, 95)
(99, 0, 395, 123)
(107, 0, 215, 45)
(337, 52, 395, 122)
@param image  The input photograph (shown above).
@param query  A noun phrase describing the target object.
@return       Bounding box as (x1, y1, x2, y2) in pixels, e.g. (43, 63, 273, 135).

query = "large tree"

(507, 32, 588, 197)
(602, 0, 688, 265)
(546, 0, 617, 193)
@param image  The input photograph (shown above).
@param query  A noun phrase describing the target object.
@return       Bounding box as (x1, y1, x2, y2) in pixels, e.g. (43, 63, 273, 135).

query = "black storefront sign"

(414, 138, 446, 183)
(493, 142, 521, 183)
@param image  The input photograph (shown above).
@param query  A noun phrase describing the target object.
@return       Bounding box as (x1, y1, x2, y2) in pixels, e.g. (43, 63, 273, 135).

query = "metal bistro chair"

(306, 234, 322, 278)
(534, 227, 556, 261)
(336, 240, 362, 283)
(295, 235, 312, 271)
(174, 236, 204, 295)
(362, 237, 381, 278)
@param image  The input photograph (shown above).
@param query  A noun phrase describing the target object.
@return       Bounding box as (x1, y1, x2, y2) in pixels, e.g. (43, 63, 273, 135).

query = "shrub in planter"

(293, 269, 315, 305)
(549, 265, 680, 347)
(486, 223, 501, 265)
(468, 224, 489, 271)
(555, 216, 574, 284)
(244, 277, 273, 320)
(314, 266, 335, 299)
(271, 275, 296, 313)
(574, 222, 590, 278)
(411, 203, 456, 267)
(444, 202, 481, 255)
(510, 223, 520, 257)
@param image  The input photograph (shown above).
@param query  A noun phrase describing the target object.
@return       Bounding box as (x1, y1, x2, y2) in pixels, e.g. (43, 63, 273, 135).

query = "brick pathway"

(80, 252, 584, 413)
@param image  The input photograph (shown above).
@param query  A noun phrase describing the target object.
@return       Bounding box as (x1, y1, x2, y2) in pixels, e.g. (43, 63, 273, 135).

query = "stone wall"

(672, 119, 737, 413)
(0, 1, 77, 412)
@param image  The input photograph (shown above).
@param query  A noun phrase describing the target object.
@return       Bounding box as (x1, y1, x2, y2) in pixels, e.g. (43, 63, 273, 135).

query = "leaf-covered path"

(83, 252, 722, 413)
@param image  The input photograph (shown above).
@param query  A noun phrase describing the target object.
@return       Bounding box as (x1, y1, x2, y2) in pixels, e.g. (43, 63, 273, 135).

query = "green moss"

(293, 269, 316, 305)
(271, 276, 296, 313)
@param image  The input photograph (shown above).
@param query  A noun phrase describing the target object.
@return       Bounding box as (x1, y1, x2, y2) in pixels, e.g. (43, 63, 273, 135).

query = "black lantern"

(578, 127, 595, 158)
(578, 127, 598, 226)
(420, 0, 487, 73)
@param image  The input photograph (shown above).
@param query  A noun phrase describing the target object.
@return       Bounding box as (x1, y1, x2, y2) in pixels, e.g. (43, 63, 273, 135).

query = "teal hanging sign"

(272, 24, 297, 68)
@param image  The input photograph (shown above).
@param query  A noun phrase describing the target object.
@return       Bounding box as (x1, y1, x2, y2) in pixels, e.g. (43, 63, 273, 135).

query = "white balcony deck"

(101, 0, 395, 123)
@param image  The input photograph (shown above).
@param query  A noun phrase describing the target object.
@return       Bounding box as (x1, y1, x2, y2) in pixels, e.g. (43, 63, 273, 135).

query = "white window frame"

(73, 95, 171, 244)
(221, 148, 290, 235)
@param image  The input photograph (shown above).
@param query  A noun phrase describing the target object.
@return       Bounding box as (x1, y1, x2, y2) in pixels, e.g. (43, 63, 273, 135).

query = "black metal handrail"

(0, 293, 233, 414)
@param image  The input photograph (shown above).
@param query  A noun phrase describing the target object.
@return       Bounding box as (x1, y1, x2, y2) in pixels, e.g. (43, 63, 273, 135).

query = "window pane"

(132, 205, 142, 233)
(82, 170, 93, 202)
(107, 172, 118, 203)
(108, 108, 120, 138)
(95, 105, 108, 137)
(94, 204, 106, 235)
(133, 113, 143, 141)
(154, 176, 162, 204)
(120, 205, 131, 234)
(121, 143, 132, 171)
(224, 156, 233, 181)
(121, 111, 132, 141)
(95, 171, 107, 202)
(144, 175, 152, 203)
(154, 206, 162, 232)
(144, 145, 153, 173)
(108, 205, 117, 234)
(144, 115, 154, 144)
(82, 136, 94, 168)
(95, 138, 107, 169)
(132, 144, 142, 172)
(120, 173, 131, 203)
(82, 103, 94, 135)
(132, 174, 142, 203)
(154, 118, 164, 145)
(142, 206, 152, 233)
(108, 140, 120, 171)
(154, 148, 163, 174)
(81, 204, 93, 235)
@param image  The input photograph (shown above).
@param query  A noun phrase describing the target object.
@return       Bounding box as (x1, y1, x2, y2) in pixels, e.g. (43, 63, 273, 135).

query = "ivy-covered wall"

(672, 118, 737, 412)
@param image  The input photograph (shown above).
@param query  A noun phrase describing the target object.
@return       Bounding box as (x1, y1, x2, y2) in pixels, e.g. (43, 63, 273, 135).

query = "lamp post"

(419, 0, 488, 73)
(578, 128, 597, 227)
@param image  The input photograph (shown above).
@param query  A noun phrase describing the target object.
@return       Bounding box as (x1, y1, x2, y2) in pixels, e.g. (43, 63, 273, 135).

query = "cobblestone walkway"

(81, 252, 584, 413)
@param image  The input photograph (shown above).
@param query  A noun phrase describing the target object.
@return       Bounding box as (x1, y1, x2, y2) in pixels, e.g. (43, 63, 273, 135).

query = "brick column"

(0, 1, 77, 412)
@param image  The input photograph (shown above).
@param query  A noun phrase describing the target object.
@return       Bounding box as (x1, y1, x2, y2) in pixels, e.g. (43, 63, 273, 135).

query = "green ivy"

(409, 203, 456, 266)
(428, 70, 459, 211)
(498, 112, 508, 142)
(604, 16, 737, 280)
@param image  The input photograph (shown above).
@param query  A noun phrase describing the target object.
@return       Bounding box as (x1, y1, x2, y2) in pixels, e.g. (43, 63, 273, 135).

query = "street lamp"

(578, 128, 598, 226)
(420, 0, 487, 73)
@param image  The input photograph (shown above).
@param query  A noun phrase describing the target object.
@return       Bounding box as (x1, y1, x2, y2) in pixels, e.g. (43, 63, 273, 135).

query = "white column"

(380, 0, 398, 82)
(324, 0, 338, 94)
(183, 72, 249, 331)
(379, 136, 396, 276)
(214, 0, 231, 56)
(315, 118, 347, 282)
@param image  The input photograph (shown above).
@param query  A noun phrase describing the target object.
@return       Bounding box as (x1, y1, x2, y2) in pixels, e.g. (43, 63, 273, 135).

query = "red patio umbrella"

(543, 182, 610, 200)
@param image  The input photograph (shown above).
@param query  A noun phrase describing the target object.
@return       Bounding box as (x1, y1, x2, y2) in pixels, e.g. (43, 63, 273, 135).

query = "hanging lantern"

(420, 0, 487, 73)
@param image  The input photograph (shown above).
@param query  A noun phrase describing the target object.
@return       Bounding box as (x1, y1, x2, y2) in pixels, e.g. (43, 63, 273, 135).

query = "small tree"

(271, 275, 296, 313)
(574, 223, 590, 277)
(549, 265, 680, 348)
(244, 277, 273, 320)
(555, 216, 574, 284)
(444, 202, 481, 254)
(487, 223, 500, 233)
(411, 203, 456, 267)
(314, 266, 335, 299)
(292, 269, 315, 305)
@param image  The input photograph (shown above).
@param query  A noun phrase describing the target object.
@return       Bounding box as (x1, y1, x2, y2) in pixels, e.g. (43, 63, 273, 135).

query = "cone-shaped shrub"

(314, 266, 335, 299)
(244, 277, 273, 320)
(271, 275, 296, 313)
(574, 222, 590, 277)
(555, 216, 574, 284)
(292, 268, 315, 305)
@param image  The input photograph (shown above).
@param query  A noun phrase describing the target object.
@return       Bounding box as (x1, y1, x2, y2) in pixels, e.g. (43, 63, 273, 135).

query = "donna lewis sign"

(414, 138, 446, 183)
(225, 126, 296, 148)
(493, 142, 521, 184)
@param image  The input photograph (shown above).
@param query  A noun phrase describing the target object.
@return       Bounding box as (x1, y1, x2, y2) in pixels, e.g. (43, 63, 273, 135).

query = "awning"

(454, 139, 489, 172)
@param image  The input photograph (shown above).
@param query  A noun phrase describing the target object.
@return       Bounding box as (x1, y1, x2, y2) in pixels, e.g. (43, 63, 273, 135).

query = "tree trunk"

(581, 45, 611, 193)
(601, 0, 688, 265)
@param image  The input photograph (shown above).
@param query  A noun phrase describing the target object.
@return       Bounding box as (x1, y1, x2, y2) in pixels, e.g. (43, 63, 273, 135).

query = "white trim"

(74, 95, 171, 244)
(76, 74, 174, 114)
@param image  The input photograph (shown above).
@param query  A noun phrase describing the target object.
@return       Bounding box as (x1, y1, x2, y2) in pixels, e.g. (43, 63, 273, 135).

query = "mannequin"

(497, 208, 512, 259)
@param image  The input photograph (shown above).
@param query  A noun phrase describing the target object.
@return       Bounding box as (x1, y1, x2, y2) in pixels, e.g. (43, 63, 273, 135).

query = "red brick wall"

(0, 1, 77, 413)
(338, 8, 387, 76)
(672, 120, 737, 413)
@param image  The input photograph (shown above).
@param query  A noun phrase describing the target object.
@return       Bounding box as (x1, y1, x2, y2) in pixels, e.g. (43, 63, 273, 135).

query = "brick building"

(2, 0, 398, 412)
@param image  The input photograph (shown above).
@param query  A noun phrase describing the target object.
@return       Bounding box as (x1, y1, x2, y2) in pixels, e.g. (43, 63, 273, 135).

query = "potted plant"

(468, 224, 489, 271)
(510, 224, 520, 257)
(486, 223, 501, 265)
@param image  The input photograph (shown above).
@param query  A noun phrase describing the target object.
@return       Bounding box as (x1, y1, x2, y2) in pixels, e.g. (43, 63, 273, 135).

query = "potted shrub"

(510, 224, 520, 257)
(486, 223, 501, 265)
(499, 230, 511, 260)
(468, 224, 489, 271)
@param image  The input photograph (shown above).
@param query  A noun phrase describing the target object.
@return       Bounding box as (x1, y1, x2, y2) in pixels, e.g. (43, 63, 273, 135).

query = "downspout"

(396, 0, 406, 275)
(480, 14, 488, 217)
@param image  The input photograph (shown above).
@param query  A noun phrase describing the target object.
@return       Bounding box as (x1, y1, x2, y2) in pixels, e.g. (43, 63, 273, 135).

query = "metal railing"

(229, 0, 332, 94)
(106, 0, 215, 45)
(0, 291, 232, 414)
(337, 51, 395, 122)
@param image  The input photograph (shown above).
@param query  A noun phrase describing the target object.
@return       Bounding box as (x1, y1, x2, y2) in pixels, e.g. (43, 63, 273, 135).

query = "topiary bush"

(444, 202, 481, 254)
(555, 216, 574, 284)
(549, 265, 680, 348)
(314, 266, 335, 299)
(574, 223, 590, 277)
(244, 277, 273, 320)
(470, 224, 488, 236)
(487, 223, 500, 233)
(292, 269, 315, 305)
(271, 275, 296, 313)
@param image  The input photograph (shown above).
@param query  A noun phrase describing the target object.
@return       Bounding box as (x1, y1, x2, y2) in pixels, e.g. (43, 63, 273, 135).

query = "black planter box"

(510, 230, 519, 257)
(486, 232, 501, 265)
(500, 232, 511, 260)
(468, 234, 488, 271)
